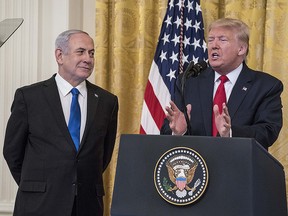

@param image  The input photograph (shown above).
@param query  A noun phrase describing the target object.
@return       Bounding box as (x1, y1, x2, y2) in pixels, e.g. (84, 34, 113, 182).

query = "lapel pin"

(94, 93, 98, 98)
(242, 87, 247, 91)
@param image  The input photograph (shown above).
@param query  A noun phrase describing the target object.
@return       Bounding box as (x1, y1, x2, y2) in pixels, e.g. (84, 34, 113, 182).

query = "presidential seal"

(154, 147, 208, 205)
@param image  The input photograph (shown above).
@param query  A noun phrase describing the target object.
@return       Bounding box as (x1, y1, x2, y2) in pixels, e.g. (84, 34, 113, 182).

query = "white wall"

(0, 0, 95, 215)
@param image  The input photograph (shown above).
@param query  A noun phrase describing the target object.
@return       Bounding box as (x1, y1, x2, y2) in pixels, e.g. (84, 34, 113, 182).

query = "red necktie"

(212, 75, 228, 136)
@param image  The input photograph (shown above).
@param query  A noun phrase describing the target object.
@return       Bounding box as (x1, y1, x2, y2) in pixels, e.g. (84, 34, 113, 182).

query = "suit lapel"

(199, 69, 215, 135)
(79, 81, 99, 151)
(227, 64, 253, 120)
(43, 75, 76, 151)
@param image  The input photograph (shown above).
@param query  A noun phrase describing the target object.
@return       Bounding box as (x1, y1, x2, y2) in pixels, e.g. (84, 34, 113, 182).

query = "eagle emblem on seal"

(166, 155, 200, 198)
(154, 147, 208, 205)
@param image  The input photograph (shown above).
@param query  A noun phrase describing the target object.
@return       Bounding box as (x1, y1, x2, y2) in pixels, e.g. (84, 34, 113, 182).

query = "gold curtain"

(95, 0, 288, 215)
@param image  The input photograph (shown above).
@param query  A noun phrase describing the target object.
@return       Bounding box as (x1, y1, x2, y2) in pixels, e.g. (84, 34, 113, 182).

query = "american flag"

(140, 0, 208, 134)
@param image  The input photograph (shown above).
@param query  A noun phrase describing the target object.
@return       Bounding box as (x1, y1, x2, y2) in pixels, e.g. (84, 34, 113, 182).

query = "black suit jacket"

(3, 75, 118, 216)
(161, 63, 283, 150)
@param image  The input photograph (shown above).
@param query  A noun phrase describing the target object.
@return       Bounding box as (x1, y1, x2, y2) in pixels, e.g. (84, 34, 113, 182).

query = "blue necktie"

(68, 88, 81, 151)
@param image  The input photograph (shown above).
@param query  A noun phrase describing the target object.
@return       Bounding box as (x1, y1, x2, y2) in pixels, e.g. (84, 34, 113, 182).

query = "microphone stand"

(181, 72, 192, 136)
(180, 60, 208, 136)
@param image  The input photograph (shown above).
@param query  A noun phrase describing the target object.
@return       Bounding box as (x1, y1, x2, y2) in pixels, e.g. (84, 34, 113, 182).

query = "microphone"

(181, 60, 207, 92)
(186, 60, 207, 78)
(180, 60, 207, 135)
(181, 61, 194, 91)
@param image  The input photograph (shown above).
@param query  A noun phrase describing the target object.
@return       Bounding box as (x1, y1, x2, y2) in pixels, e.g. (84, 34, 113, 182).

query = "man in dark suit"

(3, 30, 118, 216)
(161, 18, 283, 150)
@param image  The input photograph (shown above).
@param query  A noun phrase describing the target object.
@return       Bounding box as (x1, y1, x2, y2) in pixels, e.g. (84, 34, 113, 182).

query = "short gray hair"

(55, 29, 89, 54)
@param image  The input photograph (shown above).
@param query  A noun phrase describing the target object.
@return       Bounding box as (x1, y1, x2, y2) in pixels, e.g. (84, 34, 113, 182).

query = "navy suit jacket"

(161, 63, 283, 150)
(3, 75, 118, 216)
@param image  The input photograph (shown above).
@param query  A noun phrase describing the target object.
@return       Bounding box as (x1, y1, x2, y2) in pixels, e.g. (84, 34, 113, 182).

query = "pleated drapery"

(94, 1, 288, 215)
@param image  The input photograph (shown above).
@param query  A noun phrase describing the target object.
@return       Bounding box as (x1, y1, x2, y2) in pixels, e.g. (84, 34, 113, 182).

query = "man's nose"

(83, 52, 93, 62)
(211, 39, 220, 49)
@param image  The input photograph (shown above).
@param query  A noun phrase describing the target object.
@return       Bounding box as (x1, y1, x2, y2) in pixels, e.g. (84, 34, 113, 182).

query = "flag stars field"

(140, 0, 208, 134)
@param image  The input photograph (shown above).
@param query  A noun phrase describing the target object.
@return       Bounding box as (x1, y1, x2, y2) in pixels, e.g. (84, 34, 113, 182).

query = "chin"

(209, 62, 220, 69)
(79, 71, 92, 79)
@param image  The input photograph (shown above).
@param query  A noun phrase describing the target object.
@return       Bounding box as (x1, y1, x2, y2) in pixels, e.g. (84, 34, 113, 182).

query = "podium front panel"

(111, 134, 287, 216)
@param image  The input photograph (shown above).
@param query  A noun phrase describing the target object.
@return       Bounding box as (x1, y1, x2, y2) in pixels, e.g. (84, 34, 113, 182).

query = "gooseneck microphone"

(187, 60, 207, 77)
(181, 60, 208, 92)
(181, 60, 208, 135)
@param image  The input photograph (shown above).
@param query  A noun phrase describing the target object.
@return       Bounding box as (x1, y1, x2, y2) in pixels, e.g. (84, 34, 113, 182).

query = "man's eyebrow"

(208, 35, 227, 39)
(75, 47, 85, 51)
(75, 47, 94, 51)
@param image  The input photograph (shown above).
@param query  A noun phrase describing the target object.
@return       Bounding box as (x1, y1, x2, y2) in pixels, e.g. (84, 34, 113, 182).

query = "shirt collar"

(55, 73, 87, 98)
(214, 63, 243, 85)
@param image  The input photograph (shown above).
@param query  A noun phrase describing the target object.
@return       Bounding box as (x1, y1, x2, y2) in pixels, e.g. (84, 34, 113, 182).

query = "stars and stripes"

(140, 0, 208, 134)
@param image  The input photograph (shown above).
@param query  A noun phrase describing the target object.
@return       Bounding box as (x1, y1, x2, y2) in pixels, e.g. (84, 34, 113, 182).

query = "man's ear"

(55, 49, 63, 64)
(238, 44, 248, 56)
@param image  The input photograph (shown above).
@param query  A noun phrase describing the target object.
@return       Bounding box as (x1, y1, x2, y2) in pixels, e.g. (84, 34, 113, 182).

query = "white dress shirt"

(55, 73, 87, 142)
(213, 63, 243, 101)
(213, 63, 243, 136)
